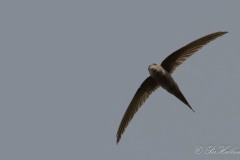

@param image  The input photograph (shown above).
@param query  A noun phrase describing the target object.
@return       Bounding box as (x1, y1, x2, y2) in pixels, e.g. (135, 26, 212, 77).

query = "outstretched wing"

(116, 76, 159, 144)
(161, 31, 228, 74)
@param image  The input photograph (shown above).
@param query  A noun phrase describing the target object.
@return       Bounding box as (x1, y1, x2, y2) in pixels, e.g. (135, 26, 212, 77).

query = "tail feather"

(171, 86, 195, 112)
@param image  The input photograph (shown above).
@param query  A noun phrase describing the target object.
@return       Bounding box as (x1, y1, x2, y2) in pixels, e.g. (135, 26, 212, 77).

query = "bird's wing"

(161, 31, 228, 74)
(116, 76, 159, 144)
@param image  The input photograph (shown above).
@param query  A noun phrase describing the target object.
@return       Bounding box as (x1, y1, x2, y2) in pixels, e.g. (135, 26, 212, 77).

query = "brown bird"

(116, 31, 228, 144)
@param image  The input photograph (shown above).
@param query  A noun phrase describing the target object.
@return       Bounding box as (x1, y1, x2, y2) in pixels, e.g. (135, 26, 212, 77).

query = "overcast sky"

(0, 0, 240, 160)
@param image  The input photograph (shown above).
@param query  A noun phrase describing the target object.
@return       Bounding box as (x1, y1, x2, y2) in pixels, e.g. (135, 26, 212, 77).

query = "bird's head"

(148, 63, 165, 77)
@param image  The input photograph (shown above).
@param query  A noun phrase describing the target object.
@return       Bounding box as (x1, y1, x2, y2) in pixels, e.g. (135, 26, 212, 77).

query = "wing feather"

(161, 31, 228, 73)
(116, 76, 159, 144)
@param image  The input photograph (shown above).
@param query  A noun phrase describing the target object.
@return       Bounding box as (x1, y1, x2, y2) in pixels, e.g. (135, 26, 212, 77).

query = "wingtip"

(116, 135, 121, 144)
(219, 31, 228, 34)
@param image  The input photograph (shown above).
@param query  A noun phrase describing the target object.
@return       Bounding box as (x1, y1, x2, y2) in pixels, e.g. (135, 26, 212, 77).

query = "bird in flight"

(116, 31, 228, 144)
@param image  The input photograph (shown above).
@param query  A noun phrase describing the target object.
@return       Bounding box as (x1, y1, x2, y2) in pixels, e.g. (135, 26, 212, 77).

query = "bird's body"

(148, 63, 193, 111)
(116, 31, 228, 144)
(149, 64, 175, 89)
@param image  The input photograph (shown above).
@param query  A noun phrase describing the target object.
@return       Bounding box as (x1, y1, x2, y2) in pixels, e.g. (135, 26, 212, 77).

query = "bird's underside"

(116, 31, 228, 144)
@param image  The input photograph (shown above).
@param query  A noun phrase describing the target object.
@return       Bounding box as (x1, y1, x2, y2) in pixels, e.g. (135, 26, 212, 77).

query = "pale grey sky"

(0, 0, 239, 160)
